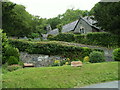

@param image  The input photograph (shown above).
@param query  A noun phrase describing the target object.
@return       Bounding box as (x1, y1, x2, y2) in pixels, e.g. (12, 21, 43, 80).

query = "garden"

(1, 29, 120, 88)
(1, 1, 120, 88)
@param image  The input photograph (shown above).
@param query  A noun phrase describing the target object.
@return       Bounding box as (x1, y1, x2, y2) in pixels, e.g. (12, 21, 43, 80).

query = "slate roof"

(47, 28, 59, 35)
(82, 16, 100, 30)
(62, 20, 78, 33)
(47, 16, 100, 35)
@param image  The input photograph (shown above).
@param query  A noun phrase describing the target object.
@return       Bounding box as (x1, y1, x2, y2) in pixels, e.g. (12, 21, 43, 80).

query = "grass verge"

(2, 62, 118, 88)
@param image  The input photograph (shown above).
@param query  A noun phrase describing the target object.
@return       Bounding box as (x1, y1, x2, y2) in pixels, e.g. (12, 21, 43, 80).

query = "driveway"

(80, 81, 119, 88)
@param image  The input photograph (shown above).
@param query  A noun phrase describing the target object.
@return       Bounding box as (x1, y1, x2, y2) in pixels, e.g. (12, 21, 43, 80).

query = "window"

(80, 27, 85, 34)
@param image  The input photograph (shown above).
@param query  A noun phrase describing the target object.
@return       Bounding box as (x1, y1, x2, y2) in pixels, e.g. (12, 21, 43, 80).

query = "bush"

(7, 65, 22, 72)
(28, 38, 32, 41)
(2, 44, 20, 64)
(4, 45, 20, 58)
(49, 33, 75, 42)
(47, 34, 55, 40)
(51, 60, 60, 66)
(89, 51, 105, 63)
(83, 56, 90, 62)
(113, 48, 120, 61)
(2, 32, 20, 64)
(7, 56, 19, 65)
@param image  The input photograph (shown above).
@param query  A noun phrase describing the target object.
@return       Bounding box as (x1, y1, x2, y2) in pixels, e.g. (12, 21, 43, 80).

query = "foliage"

(75, 34, 87, 44)
(2, 2, 47, 37)
(47, 9, 89, 30)
(57, 24, 63, 34)
(49, 33, 75, 42)
(31, 16, 47, 34)
(47, 17, 61, 29)
(29, 33, 40, 39)
(3, 44, 19, 64)
(113, 48, 120, 61)
(7, 65, 22, 72)
(9, 39, 102, 60)
(2, 30, 20, 64)
(7, 56, 19, 65)
(52, 60, 60, 66)
(2, 62, 118, 88)
(91, 2, 120, 46)
(2, 2, 33, 37)
(83, 56, 90, 62)
(47, 34, 54, 40)
(89, 51, 105, 63)
(75, 32, 118, 47)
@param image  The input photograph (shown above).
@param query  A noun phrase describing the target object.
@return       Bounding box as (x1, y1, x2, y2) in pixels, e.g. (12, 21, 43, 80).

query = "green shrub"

(28, 38, 32, 41)
(7, 56, 19, 65)
(89, 51, 105, 63)
(2, 44, 20, 64)
(83, 56, 90, 62)
(47, 34, 55, 40)
(113, 48, 120, 61)
(7, 65, 22, 72)
(52, 60, 60, 66)
(49, 33, 75, 42)
(18, 61, 24, 67)
(60, 60, 68, 66)
(4, 44, 20, 58)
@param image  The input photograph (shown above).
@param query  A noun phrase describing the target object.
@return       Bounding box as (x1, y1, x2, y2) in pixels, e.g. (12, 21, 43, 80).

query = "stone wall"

(20, 52, 66, 67)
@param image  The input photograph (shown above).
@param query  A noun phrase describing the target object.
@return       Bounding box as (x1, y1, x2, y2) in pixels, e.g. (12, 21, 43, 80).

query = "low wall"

(20, 52, 66, 67)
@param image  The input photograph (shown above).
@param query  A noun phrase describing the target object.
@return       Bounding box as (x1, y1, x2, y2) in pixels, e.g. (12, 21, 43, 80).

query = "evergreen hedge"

(48, 33, 75, 42)
(75, 32, 118, 47)
(9, 39, 103, 60)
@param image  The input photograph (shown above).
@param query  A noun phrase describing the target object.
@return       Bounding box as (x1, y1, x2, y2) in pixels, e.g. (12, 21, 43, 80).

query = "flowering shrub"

(65, 62, 69, 65)
(54, 60, 60, 64)
(83, 56, 90, 62)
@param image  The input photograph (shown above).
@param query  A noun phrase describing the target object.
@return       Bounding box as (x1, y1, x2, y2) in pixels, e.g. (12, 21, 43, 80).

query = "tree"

(91, 2, 120, 46)
(2, 2, 33, 37)
(31, 16, 47, 34)
(47, 9, 89, 30)
(92, 2, 120, 35)
(57, 24, 63, 34)
(47, 17, 61, 29)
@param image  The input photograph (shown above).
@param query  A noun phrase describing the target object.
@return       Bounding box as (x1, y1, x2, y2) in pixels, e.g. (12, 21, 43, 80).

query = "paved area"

(80, 81, 119, 88)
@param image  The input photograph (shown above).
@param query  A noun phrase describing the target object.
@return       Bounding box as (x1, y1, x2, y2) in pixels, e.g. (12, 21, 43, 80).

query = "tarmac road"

(80, 81, 119, 88)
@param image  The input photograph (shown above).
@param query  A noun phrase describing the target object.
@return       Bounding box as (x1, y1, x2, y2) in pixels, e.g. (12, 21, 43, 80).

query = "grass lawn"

(2, 62, 118, 88)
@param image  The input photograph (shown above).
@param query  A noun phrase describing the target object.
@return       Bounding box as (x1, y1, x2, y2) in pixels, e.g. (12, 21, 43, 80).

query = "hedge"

(9, 39, 103, 60)
(75, 32, 118, 47)
(113, 48, 120, 61)
(47, 33, 75, 42)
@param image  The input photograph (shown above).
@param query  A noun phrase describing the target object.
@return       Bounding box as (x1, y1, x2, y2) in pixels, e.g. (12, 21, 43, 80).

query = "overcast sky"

(10, 0, 101, 19)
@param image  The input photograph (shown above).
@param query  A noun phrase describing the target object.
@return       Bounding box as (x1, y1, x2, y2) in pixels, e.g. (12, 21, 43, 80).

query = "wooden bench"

(23, 63, 34, 68)
(71, 61, 82, 67)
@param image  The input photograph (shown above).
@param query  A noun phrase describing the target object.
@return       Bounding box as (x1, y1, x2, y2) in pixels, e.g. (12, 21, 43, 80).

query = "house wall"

(74, 19, 92, 34)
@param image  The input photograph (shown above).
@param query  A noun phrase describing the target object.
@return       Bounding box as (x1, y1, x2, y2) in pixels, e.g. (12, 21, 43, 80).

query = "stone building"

(47, 16, 103, 35)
